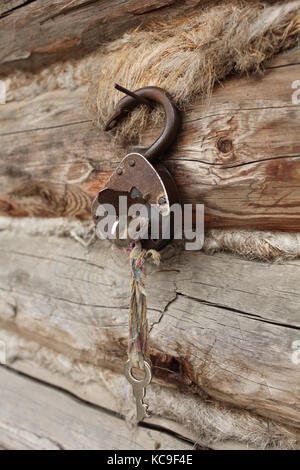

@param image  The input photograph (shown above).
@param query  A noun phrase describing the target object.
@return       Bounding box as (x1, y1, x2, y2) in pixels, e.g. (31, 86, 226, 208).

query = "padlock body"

(92, 153, 180, 250)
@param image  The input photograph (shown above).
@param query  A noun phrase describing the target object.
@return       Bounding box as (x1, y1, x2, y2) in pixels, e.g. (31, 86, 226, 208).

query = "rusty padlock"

(92, 84, 181, 250)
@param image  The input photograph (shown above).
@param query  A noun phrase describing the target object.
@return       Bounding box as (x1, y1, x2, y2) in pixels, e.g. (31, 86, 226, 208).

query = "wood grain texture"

(0, 366, 193, 450)
(1, 0, 300, 451)
(0, 0, 286, 66)
(0, 48, 300, 229)
(0, 227, 299, 431)
(0, 0, 30, 17)
(0, 0, 201, 74)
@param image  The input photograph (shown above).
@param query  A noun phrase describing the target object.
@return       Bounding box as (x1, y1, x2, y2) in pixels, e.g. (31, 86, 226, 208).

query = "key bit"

(124, 359, 152, 422)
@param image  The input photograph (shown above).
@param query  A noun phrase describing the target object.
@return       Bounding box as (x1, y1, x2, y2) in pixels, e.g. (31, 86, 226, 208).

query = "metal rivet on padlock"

(92, 83, 181, 251)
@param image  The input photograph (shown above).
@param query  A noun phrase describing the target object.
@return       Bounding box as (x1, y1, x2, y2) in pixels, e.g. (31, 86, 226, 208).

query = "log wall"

(0, 0, 300, 450)
(1, 47, 300, 229)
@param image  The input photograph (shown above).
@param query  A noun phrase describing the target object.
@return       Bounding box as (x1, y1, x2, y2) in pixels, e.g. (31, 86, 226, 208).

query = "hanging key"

(124, 359, 152, 422)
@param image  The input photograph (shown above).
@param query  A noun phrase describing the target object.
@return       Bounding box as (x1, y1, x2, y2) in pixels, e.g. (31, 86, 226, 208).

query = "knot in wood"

(217, 138, 233, 154)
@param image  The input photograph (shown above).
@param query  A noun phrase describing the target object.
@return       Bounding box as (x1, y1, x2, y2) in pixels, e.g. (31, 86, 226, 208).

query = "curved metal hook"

(105, 85, 180, 165)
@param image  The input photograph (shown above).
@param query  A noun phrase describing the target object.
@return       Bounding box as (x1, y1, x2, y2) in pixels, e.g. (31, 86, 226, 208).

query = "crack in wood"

(0, 0, 37, 20)
(175, 292, 300, 333)
(267, 61, 300, 70)
(0, 120, 92, 138)
(170, 154, 300, 169)
(39, 0, 104, 25)
(184, 102, 299, 126)
(1, 364, 198, 448)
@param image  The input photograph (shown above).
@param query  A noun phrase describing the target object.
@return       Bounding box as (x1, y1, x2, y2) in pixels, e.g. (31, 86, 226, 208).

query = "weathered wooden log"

(0, 0, 205, 74)
(1, 0, 300, 451)
(0, 367, 195, 450)
(0, 0, 286, 74)
(0, 221, 300, 449)
(1, 47, 300, 230)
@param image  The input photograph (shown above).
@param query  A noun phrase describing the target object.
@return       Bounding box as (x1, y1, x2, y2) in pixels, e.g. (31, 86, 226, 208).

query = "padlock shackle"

(105, 86, 180, 164)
